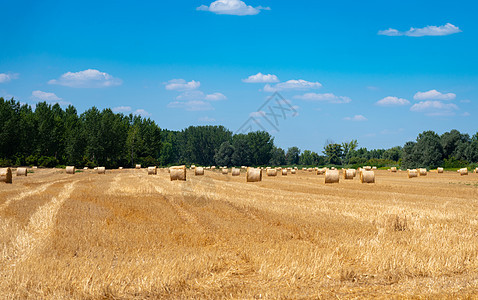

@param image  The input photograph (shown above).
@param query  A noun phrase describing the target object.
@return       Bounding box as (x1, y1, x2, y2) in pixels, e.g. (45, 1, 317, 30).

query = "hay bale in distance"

(343, 169, 354, 180)
(0, 167, 13, 183)
(390, 167, 397, 173)
(232, 168, 240, 176)
(475, 167, 478, 173)
(135, 164, 141, 169)
(267, 169, 277, 176)
(246, 167, 262, 182)
(291, 169, 296, 174)
(119, 167, 123, 170)
(360, 170, 375, 183)
(459, 168, 468, 176)
(325, 169, 339, 184)
(148, 166, 157, 175)
(98, 167, 106, 174)
(190, 165, 196, 170)
(418, 168, 427, 176)
(437, 167, 444, 173)
(222, 168, 229, 174)
(195, 167, 204, 176)
(66, 166, 76, 174)
(408, 169, 418, 178)
(316, 168, 326, 175)
(170, 165, 186, 181)
(16, 167, 27, 176)
(282, 169, 287, 176)
(83, 167, 88, 170)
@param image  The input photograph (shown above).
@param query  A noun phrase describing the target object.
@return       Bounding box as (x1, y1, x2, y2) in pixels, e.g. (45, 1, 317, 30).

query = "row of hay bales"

(0, 167, 31, 184)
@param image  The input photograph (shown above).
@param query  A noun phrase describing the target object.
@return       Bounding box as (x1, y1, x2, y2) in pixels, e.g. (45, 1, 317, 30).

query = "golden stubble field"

(1, 168, 478, 299)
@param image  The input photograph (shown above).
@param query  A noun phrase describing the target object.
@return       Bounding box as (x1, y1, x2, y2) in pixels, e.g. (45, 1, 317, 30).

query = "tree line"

(1, 98, 477, 169)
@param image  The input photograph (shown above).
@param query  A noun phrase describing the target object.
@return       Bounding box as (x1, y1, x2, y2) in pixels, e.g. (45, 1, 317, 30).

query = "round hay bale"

(232, 168, 240, 176)
(360, 170, 375, 183)
(0, 167, 13, 184)
(83, 167, 88, 170)
(97, 167, 106, 174)
(437, 167, 444, 173)
(66, 166, 76, 174)
(459, 168, 468, 176)
(282, 169, 287, 176)
(195, 167, 204, 176)
(222, 168, 229, 175)
(325, 169, 339, 184)
(390, 167, 397, 173)
(148, 166, 157, 175)
(246, 167, 262, 182)
(135, 164, 141, 169)
(372, 166, 377, 170)
(32, 166, 38, 169)
(351, 169, 357, 177)
(241, 166, 247, 169)
(302, 167, 306, 171)
(408, 169, 418, 178)
(307, 168, 313, 172)
(94, 167, 98, 170)
(475, 167, 478, 173)
(170, 165, 186, 181)
(291, 169, 296, 174)
(316, 168, 326, 175)
(211, 166, 216, 170)
(190, 165, 196, 170)
(16, 167, 27, 177)
(343, 169, 354, 180)
(363, 166, 372, 171)
(267, 169, 277, 176)
(205, 166, 211, 170)
(119, 167, 123, 170)
(418, 168, 427, 176)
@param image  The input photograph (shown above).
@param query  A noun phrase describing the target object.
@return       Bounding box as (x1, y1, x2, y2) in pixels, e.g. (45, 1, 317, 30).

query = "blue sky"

(1, 0, 477, 151)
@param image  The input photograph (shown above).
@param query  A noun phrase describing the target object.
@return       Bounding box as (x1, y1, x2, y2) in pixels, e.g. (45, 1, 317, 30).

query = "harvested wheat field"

(1, 168, 478, 298)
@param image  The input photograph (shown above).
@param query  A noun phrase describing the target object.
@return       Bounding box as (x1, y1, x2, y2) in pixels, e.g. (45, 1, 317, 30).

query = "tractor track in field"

(4, 180, 78, 265)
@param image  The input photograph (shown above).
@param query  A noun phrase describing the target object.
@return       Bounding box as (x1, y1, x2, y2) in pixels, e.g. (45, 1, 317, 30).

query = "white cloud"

(0, 73, 19, 83)
(463, 112, 470, 117)
(264, 79, 322, 92)
(367, 86, 379, 91)
(378, 23, 461, 37)
(294, 93, 351, 104)
(413, 89, 456, 101)
(410, 100, 459, 116)
(204, 92, 227, 101)
(165, 79, 200, 91)
(242, 72, 279, 83)
(176, 90, 226, 101)
(344, 115, 367, 121)
(134, 109, 151, 117)
(376, 96, 410, 106)
(31, 90, 61, 101)
(249, 111, 266, 118)
(112, 106, 132, 113)
(197, 0, 270, 16)
(198, 116, 216, 122)
(460, 99, 471, 103)
(167, 100, 214, 111)
(48, 69, 122, 88)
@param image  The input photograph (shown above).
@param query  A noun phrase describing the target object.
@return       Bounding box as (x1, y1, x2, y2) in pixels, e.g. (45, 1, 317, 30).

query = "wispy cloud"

(31, 90, 61, 101)
(242, 72, 279, 83)
(294, 93, 351, 104)
(134, 109, 151, 117)
(165, 79, 200, 91)
(0, 73, 19, 83)
(199, 116, 216, 122)
(264, 79, 322, 92)
(112, 106, 132, 113)
(344, 115, 367, 121)
(176, 90, 227, 101)
(414, 89, 456, 101)
(378, 23, 461, 37)
(167, 100, 214, 111)
(410, 100, 458, 116)
(204, 92, 227, 101)
(48, 69, 122, 88)
(376, 96, 410, 106)
(197, 0, 270, 16)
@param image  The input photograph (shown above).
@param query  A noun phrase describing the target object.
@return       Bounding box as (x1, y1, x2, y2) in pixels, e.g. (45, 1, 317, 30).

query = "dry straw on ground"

(0, 167, 12, 183)
(170, 165, 186, 181)
(16, 167, 27, 176)
(325, 169, 339, 183)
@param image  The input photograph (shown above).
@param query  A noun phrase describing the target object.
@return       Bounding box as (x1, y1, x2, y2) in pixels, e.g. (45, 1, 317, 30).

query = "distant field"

(1, 168, 478, 298)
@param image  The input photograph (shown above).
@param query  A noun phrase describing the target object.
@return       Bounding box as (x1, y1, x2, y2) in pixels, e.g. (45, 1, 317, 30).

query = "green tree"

(231, 134, 251, 166)
(323, 143, 343, 165)
(413, 131, 444, 168)
(285, 146, 300, 165)
(269, 146, 286, 166)
(247, 131, 273, 165)
(214, 141, 234, 166)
